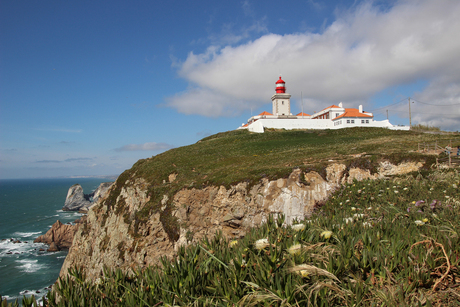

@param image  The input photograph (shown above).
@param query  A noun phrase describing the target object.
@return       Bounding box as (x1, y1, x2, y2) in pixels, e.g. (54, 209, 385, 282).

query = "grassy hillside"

(100, 128, 459, 241)
(106, 128, 458, 218)
(23, 169, 460, 306)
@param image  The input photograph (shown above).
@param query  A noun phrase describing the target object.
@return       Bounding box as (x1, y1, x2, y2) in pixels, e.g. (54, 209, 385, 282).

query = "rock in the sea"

(48, 242, 60, 252)
(34, 220, 77, 250)
(92, 182, 113, 203)
(62, 184, 91, 211)
(62, 182, 114, 212)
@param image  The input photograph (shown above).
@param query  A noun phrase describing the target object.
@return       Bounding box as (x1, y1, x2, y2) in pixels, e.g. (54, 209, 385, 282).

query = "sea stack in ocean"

(34, 220, 78, 252)
(62, 182, 113, 212)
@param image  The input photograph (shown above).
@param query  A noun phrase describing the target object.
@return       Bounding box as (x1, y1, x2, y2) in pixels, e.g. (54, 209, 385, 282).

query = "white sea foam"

(0, 239, 47, 257)
(16, 259, 46, 273)
(14, 231, 42, 238)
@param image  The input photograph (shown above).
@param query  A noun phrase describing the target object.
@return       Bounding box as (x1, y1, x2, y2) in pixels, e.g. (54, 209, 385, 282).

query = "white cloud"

(114, 142, 173, 152)
(167, 0, 460, 129)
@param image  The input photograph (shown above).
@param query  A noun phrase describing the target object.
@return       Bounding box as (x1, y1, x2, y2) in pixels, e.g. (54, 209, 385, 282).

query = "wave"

(13, 231, 42, 238)
(0, 239, 47, 257)
(16, 259, 47, 273)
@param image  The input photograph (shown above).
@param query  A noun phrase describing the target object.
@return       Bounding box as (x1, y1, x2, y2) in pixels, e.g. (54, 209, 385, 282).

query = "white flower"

(346, 199, 350, 202)
(445, 196, 450, 199)
(320, 230, 333, 239)
(343, 217, 354, 224)
(367, 207, 372, 210)
(394, 190, 399, 194)
(353, 213, 364, 219)
(453, 184, 458, 189)
(254, 238, 270, 250)
(287, 244, 302, 256)
(95, 278, 102, 285)
(291, 224, 305, 232)
(362, 222, 372, 228)
(351, 207, 356, 211)
(403, 187, 408, 191)
(414, 220, 425, 226)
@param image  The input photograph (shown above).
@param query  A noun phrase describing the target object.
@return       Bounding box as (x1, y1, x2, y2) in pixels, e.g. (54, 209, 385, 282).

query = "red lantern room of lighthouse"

(271, 76, 291, 116)
(275, 76, 286, 93)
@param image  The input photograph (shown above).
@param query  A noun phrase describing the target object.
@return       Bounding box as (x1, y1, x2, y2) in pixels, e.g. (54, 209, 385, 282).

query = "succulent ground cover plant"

(32, 169, 459, 306)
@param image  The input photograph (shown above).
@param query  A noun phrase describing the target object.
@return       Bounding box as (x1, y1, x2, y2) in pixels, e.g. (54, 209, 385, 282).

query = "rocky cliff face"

(60, 161, 423, 280)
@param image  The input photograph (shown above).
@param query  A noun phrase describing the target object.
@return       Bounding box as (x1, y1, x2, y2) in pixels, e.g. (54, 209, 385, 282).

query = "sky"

(1, 0, 460, 179)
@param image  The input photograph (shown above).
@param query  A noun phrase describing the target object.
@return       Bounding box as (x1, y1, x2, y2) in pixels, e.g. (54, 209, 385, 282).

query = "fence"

(418, 140, 460, 168)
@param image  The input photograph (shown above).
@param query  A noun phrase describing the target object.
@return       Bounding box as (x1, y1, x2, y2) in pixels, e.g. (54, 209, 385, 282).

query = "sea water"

(0, 178, 114, 303)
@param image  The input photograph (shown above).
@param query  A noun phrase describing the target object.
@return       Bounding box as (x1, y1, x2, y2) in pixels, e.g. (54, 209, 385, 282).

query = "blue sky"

(1, 0, 460, 179)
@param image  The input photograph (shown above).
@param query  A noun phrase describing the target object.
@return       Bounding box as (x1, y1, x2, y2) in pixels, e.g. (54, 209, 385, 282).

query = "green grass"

(98, 128, 459, 239)
(41, 169, 460, 306)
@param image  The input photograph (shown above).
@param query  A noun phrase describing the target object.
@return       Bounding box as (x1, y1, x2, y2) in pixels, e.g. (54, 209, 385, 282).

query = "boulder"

(47, 242, 60, 252)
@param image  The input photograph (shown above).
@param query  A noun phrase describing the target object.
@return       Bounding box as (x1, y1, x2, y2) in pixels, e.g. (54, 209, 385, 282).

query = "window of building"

(366, 120, 369, 123)
(361, 120, 365, 123)
(335, 113, 339, 118)
(346, 120, 350, 124)
(351, 120, 355, 124)
(282, 101, 284, 105)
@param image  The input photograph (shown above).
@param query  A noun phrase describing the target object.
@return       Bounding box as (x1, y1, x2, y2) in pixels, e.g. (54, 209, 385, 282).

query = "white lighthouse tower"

(271, 76, 291, 116)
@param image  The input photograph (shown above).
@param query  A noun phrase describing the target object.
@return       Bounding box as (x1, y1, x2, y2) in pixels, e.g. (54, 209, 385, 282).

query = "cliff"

(59, 128, 454, 280)
(60, 160, 423, 279)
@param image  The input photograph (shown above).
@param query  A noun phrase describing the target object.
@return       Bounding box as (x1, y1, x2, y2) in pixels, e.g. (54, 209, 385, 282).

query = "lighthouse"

(271, 76, 291, 116)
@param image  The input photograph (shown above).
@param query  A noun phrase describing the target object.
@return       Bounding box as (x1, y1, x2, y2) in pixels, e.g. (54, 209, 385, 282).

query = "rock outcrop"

(60, 161, 424, 280)
(34, 220, 78, 251)
(62, 182, 113, 212)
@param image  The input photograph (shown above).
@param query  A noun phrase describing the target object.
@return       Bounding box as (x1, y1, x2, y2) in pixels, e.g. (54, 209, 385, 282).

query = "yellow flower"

(287, 244, 302, 256)
(320, 230, 333, 239)
(299, 270, 309, 278)
(229, 240, 238, 248)
(422, 218, 429, 223)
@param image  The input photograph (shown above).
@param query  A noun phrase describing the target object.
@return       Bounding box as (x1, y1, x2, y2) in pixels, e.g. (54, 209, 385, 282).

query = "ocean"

(0, 178, 114, 303)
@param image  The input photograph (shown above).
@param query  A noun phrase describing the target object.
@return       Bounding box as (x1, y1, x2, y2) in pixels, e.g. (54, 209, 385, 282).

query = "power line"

(368, 97, 409, 112)
(410, 98, 460, 106)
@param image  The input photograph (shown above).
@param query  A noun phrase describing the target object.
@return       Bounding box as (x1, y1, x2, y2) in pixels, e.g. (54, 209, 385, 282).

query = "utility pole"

(301, 91, 304, 118)
(386, 110, 388, 120)
(408, 98, 412, 127)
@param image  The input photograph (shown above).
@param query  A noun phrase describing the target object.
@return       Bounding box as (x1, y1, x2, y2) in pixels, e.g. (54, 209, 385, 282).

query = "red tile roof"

(318, 105, 341, 113)
(333, 108, 373, 120)
(296, 112, 310, 116)
(259, 111, 273, 116)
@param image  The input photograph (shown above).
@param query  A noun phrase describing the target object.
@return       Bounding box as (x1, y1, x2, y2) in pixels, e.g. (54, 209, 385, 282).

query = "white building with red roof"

(239, 77, 410, 133)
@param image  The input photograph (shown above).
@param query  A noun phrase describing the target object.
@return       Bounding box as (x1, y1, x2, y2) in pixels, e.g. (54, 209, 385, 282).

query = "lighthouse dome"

(275, 76, 286, 93)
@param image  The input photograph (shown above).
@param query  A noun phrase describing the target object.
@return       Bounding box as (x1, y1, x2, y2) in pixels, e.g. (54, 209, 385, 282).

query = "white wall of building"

(245, 118, 410, 133)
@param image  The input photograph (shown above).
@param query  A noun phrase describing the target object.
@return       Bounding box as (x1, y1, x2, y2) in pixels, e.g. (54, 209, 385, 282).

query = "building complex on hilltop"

(238, 77, 410, 133)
